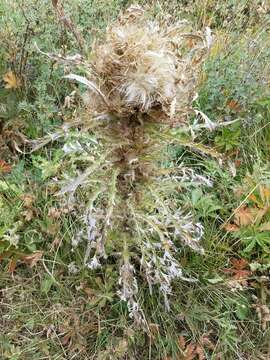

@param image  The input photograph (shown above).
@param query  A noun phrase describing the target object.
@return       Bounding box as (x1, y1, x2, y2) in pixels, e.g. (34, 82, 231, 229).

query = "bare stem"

(51, 0, 85, 52)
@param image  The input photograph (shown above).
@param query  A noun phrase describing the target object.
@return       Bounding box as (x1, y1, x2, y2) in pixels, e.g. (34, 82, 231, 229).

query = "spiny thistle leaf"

(39, 5, 213, 325)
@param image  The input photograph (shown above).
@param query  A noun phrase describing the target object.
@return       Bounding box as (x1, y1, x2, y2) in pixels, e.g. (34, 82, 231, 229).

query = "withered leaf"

(222, 223, 239, 232)
(223, 258, 251, 285)
(0, 160, 12, 173)
(8, 258, 17, 273)
(3, 70, 21, 89)
(227, 99, 241, 112)
(20, 194, 35, 208)
(234, 206, 254, 226)
(22, 209, 34, 221)
(259, 222, 270, 231)
(22, 251, 43, 267)
(231, 258, 249, 270)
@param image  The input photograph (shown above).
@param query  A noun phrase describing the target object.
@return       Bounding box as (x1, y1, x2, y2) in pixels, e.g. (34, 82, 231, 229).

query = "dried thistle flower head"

(77, 5, 209, 121)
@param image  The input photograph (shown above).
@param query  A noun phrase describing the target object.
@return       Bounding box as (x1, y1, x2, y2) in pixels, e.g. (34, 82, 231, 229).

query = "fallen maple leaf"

(223, 258, 251, 285)
(225, 201, 270, 232)
(231, 258, 249, 270)
(3, 70, 21, 89)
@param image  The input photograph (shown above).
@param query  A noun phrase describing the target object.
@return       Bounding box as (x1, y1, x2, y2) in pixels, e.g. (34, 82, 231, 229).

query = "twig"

(51, 0, 85, 52)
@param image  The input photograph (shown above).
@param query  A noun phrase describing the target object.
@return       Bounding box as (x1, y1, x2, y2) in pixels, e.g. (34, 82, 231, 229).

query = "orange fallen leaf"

(0, 159, 12, 173)
(223, 258, 251, 285)
(227, 99, 241, 111)
(231, 258, 249, 270)
(248, 193, 259, 203)
(234, 159, 241, 168)
(3, 70, 21, 89)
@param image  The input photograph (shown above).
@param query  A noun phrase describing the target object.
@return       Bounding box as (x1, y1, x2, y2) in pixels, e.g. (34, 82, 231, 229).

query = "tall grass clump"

(37, 4, 212, 325)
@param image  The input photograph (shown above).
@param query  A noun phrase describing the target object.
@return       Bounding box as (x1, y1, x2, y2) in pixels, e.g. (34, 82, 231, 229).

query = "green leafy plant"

(214, 123, 241, 152)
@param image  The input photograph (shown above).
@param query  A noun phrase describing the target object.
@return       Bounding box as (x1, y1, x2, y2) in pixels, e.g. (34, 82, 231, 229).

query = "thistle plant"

(38, 5, 213, 325)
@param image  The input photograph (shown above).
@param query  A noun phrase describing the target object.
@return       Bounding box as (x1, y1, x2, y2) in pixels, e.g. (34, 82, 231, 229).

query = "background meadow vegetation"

(1, 0, 270, 359)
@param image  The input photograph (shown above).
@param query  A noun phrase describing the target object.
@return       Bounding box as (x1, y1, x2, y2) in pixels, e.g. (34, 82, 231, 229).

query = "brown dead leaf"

(22, 251, 43, 267)
(20, 194, 35, 208)
(259, 222, 270, 231)
(195, 346, 205, 360)
(254, 206, 270, 223)
(227, 99, 241, 112)
(3, 70, 21, 89)
(48, 207, 62, 219)
(234, 206, 254, 226)
(184, 343, 197, 360)
(8, 258, 17, 273)
(200, 334, 215, 350)
(223, 258, 251, 285)
(22, 209, 34, 221)
(177, 334, 214, 360)
(0, 159, 12, 173)
(231, 258, 249, 270)
(222, 223, 239, 232)
(178, 335, 186, 350)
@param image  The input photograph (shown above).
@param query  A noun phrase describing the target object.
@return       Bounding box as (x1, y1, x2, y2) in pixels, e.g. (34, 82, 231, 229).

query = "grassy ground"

(1, 1, 270, 359)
